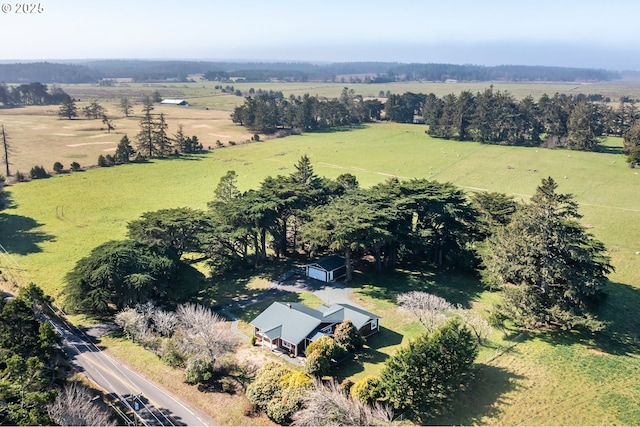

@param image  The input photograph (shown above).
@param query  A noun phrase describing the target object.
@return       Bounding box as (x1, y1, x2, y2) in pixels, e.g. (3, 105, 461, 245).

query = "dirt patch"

(587, 347, 609, 356)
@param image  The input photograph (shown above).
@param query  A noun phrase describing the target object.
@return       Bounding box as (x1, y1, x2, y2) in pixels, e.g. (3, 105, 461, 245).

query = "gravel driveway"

(272, 273, 362, 308)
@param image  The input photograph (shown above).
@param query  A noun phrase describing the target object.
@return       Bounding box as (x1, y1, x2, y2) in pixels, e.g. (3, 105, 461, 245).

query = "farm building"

(160, 99, 190, 106)
(250, 302, 380, 356)
(305, 255, 347, 283)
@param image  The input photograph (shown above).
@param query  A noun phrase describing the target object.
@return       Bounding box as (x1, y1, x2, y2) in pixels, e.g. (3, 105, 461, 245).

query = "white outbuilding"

(305, 255, 347, 283)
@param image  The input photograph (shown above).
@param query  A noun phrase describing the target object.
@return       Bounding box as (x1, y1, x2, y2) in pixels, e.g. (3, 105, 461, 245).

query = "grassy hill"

(1, 122, 639, 425)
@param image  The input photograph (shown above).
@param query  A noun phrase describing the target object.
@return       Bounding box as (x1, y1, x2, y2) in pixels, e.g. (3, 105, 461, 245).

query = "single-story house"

(160, 99, 190, 106)
(250, 302, 380, 356)
(305, 255, 347, 283)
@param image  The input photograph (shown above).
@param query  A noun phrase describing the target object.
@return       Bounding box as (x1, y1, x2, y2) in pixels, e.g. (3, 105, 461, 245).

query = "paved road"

(48, 315, 215, 426)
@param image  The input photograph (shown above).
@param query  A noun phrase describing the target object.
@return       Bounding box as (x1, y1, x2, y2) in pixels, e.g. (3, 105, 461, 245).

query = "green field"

(2, 121, 640, 425)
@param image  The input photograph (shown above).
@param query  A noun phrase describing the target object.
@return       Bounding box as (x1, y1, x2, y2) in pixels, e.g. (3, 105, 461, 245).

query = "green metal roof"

(307, 255, 346, 272)
(250, 302, 380, 346)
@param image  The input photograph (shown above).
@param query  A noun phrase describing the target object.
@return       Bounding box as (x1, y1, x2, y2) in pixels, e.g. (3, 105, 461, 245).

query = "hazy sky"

(2, 0, 640, 69)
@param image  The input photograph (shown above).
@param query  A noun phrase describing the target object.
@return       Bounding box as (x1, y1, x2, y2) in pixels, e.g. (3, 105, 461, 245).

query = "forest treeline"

(0, 82, 69, 106)
(0, 60, 622, 83)
(233, 87, 639, 152)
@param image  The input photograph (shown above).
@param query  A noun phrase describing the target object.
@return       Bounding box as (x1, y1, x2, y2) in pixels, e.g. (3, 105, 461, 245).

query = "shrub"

(306, 335, 347, 361)
(246, 363, 292, 410)
(627, 145, 640, 168)
(29, 165, 48, 179)
(216, 140, 223, 148)
(253, 133, 260, 142)
(246, 362, 310, 423)
(228, 140, 236, 146)
(304, 351, 330, 377)
(160, 339, 184, 368)
(15, 171, 25, 182)
(97, 155, 108, 167)
(53, 162, 64, 174)
(380, 318, 478, 421)
(334, 320, 365, 351)
(184, 358, 213, 384)
(70, 162, 81, 172)
(350, 376, 384, 404)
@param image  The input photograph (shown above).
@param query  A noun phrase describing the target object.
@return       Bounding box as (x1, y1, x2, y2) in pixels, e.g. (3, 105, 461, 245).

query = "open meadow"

(1, 83, 640, 425)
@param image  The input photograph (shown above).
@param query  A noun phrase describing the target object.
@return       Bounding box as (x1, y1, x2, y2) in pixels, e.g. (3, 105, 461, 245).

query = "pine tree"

(114, 135, 135, 164)
(481, 177, 613, 331)
(57, 96, 77, 120)
(136, 97, 155, 158)
(153, 113, 172, 156)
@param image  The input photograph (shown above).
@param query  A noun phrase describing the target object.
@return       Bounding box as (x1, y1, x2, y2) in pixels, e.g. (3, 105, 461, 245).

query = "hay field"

(0, 102, 253, 176)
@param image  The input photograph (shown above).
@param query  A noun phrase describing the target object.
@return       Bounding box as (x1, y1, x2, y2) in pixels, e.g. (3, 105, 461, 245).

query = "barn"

(305, 255, 347, 283)
(160, 99, 190, 106)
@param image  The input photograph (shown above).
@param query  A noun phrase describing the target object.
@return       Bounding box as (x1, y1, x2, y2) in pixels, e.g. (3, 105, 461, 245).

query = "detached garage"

(305, 255, 347, 283)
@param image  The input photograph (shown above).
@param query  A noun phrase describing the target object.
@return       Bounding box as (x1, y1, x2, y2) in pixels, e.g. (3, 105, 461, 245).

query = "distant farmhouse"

(250, 302, 380, 357)
(160, 99, 190, 106)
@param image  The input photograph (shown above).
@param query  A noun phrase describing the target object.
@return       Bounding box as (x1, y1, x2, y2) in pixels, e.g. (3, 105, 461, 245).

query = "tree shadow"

(308, 123, 368, 134)
(429, 363, 526, 425)
(0, 212, 55, 255)
(333, 326, 404, 379)
(525, 280, 640, 356)
(596, 143, 624, 155)
(199, 259, 297, 308)
(350, 263, 485, 309)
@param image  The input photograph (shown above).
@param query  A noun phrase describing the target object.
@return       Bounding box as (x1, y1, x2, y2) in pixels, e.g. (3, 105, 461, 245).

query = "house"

(305, 255, 347, 283)
(250, 302, 380, 356)
(160, 99, 190, 106)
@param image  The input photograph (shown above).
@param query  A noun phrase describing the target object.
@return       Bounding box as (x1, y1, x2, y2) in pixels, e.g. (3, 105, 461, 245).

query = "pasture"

(1, 93, 640, 424)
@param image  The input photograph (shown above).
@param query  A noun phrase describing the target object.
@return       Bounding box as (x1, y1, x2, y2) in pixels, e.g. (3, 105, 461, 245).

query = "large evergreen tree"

(480, 177, 613, 331)
(57, 96, 77, 120)
(379, 318, 477, 422)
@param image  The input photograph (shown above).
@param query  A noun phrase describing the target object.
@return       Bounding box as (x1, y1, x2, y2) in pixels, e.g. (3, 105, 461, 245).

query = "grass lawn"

(1, 120, 640, 425)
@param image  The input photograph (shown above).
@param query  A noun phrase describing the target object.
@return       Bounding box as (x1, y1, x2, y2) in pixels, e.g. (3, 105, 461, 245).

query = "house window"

(321, 325, 333, 334)
(282, 341, 292, 350)
(370, 319, 378, 330)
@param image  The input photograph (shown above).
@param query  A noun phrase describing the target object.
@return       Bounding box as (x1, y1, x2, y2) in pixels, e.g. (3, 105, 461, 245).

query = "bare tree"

(174, 303, 236, 367)
(152, 307, 179, 337)
(47, 382, 116, 426)
(453, 306, 493, 344)
(119, 97, 133, 117)
(292, 380, 393, 426)
(114, 307, 147, 342)
(1, 124, 13, 177)
(398, 292, 493, 343)
(397, 291, 453, 332)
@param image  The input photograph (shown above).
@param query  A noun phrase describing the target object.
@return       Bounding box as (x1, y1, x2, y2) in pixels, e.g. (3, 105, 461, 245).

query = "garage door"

(307, 267, 327, 282)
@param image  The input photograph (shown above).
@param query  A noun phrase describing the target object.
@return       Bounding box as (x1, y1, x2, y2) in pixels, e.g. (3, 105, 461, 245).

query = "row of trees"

(231, 88, 384, 133)
(135, 97, 202, 159)
(232, 86, 638, 154)
(0, 82, 69, 107)
(63, 154, 612, 333)
(407, 88, 638, 150)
